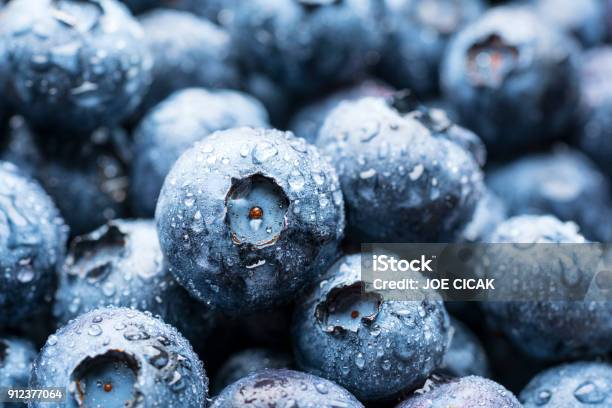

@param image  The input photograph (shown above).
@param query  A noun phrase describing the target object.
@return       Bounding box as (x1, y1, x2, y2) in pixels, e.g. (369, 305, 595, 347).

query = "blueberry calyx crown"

(467, 33, 519, 88)
(71, 350, 140, 407)
(66, 223, 127, 283)
(315, 282, 382, 334)
(226, 174, 289, 249)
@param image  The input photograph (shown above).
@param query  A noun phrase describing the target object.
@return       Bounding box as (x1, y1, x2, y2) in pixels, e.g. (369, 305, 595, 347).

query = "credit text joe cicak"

(371, 254, 495, 291)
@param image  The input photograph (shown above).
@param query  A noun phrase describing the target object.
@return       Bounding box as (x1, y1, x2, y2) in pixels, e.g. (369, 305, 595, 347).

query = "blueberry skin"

(0, 0, 152, 134)
(317, 97, 484, 243)
(0, 337, 37, 408)
(0, 161, 67, 328)
(531, 0, 607, 47)
(481, 215, 612, 361)
(228, 0, 384, 96)
(1, 117, 131, 236)
(155, 127, 345, 313)
(459, 189, 507, 243)
(131, 88, 269, 217)
(441, 6, 580, 154)
(396, 376, 521, 408)
(439, 318, 489, 378)
(137, 10, 240, 118)
(380, 0, 485, 96)
(210, 369, 363, 408)
(30, 307, 208, 408)
(577, 47, 612, 180)
(520, 362, 612, 407)
(292, 254, 450, 402)
(211, 348, 293, 395)
(289, 79, 395, 143)
(53, 220, 216, 345)
(487, 149, 612, 242)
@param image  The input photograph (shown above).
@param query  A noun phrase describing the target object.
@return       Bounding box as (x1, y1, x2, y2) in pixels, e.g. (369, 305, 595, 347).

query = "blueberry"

(317, 96, 484, 243)
(0, 161, 67, 328)
(441, 6, 580, 155)
(53, 220, 216, 345)
(520, 362, 612, 407)
(395, 376, 521, 408)
(211, 348, 293, 395)
(439, 318, 489, 378)
(131, 88, 269, 217)
(228, 0, 384, 96)
(1, 116, 131, 236)
(379, 0, 485, 96)
(459, 189, 507, 243)
(30, 307, 208, 408)
(292, 254, 450, 402)
(577, 47, 612, 180)
(136, 10, 240, 118)
(289, 79, 395, 143)
(0, 337, 37, 408)
(155, 127, 345, 312)
(488, 148, 612, 241)
(0, 0, 152, 134)
(530, 0, 607, 47)
(210, 369, 363, 408)
(481, 215, 612, 360)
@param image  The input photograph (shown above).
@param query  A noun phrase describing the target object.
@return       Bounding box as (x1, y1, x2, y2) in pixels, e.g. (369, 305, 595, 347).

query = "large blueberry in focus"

(577, 47, 612, 180)
(0, 337, 37, 408)
(0, 161, 67, 328)
(318, 96, 484, 243)
(441, 6, 580, 155)
(289, 79, 395, 143)
(155, 128, 345, 313)
(54, 220, 216, 345)
(131, 88, 269, 217)
(481, 215, 612, 361)
(1, 117, 131, 236)
(210, 369, 363, 408)
(380, 0, 484, 96)
(211, 348, 293, 395)
(396, 376, 521, 408)
(292, 254, 450, 402)
(521, 362, 612, 407)
(228, 0, 384, 96)
(30, 307, 208, 408)
(531, 0, 606, 47)
(137, 10, 240, 118)
(0, 0, 152, 134)
(439, 317, 489, 378)
(488, 148, 612, 242)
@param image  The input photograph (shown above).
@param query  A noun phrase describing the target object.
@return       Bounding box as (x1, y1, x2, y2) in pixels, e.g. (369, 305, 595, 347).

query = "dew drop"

(574, 381, 606, 404)
(252, 142, 278, 164)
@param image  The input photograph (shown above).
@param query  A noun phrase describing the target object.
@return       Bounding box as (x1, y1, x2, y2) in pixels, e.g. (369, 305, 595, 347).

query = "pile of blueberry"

(0, 0, 611, 407)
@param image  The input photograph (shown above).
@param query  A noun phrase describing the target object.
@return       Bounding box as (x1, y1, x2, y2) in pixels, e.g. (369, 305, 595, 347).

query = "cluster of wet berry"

(0, 0, 611, 407)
